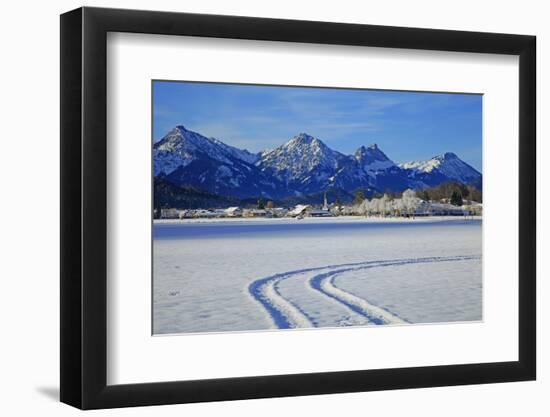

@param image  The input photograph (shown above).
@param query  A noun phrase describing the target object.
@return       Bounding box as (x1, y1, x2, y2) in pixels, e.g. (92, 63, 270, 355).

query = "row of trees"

(253, 181, 480, 213)
(342, 181, 483, 218)
(417, 182, 482, 204)
(342, 189, 421, 217)
(349, 181, 481, 210)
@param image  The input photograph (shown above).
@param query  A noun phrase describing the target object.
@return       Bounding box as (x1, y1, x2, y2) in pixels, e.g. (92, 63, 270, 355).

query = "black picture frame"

(60, 6, 536, 410)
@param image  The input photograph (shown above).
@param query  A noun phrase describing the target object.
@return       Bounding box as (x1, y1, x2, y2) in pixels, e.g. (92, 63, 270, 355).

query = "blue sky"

(153, 81, 482, 171)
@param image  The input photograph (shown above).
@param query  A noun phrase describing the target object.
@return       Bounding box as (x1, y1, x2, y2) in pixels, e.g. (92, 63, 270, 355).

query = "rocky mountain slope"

(154, 126, 482, 202)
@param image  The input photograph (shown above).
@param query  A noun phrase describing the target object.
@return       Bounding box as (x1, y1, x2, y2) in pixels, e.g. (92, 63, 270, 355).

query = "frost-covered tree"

(369, 198, 380, 216)
(358, 198, 370, 216)
(402, 189, 419, 218)
(393, 198, 405, 217)
(345, 204, 357, 216)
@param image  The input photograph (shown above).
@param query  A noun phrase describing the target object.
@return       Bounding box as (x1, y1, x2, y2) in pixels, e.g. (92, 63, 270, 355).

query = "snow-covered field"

(153, 218, 482, 335)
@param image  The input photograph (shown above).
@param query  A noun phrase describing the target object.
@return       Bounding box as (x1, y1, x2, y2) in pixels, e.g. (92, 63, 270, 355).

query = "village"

(156, 189, 483, 220)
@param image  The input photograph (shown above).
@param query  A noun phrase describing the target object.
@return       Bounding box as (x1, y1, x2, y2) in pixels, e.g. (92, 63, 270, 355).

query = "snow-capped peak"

(257, 133, 344, 185)
(354, 144, 395, 171)
(265, 133, 336, 157)
(286, 133, 326, 150)
(294, 132, 316, 142)
(153, 125, 258, 176)
(399, 152, 481, 183)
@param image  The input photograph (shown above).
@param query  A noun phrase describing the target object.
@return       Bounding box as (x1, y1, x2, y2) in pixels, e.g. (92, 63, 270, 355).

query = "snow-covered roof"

(289, 204, 310, 215)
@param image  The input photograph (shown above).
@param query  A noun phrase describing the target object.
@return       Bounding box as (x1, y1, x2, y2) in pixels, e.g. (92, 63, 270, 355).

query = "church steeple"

(323, 192, 329, 211)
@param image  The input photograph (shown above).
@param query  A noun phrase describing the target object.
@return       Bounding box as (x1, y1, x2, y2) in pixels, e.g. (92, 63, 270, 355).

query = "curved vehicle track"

(249, 255, 480, 329)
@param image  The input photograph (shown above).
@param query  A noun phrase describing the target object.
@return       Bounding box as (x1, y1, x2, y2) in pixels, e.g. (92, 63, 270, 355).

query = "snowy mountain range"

(154, 125, 482, 202)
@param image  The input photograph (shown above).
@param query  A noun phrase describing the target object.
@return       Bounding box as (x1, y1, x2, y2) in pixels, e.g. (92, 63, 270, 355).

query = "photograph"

(1, 0, 541, 413)
(152, 81, 483, 335)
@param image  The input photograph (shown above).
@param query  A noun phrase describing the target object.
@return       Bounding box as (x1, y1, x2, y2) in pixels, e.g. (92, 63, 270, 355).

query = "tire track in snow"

(310, 255, 480, 325)
(249, 271, 315, 329)
(249, 255, 480, 329)
(249, 264, 371, 329)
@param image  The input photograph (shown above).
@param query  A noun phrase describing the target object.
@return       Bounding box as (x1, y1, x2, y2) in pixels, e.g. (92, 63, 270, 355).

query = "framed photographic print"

(60, 6, 536, 409)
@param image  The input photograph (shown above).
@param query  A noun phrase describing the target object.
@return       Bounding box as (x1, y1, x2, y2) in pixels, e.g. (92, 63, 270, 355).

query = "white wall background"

(0, 0, 545, 415)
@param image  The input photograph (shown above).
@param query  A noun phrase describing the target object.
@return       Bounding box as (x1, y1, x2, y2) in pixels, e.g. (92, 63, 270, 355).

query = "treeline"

(367, 181, 482, 204)
(154, 177, 239, 210)
(418, 182, 482, 203)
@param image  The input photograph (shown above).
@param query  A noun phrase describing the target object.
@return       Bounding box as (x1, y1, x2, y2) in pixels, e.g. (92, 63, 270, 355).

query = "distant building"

(178, 210, 194, 219)
(268, 207, 289, 218)
(463, 201, 483, 216)
(308, 208, 333, 217)
(194, 209, 218, 218)
(415, 201, 468, 216)
(244, 209, 269, 218)
(288, 205, 310, 217)
(414, 201, 432, 216)
(160, 208, 180, 219)
(308, 193, 333, 217)
(225, 207, 243, 217)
